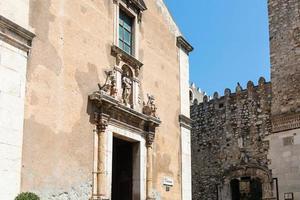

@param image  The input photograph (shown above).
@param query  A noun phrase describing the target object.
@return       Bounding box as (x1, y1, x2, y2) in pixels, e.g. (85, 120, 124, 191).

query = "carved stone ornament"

(146, 132, 155, 147)
(89, 90, 161, 138)
(293, 27, 300, 45)
(142, 94, 157, 118)
(98, 70, 118, 98)
(122, 70, 132, 106)
(94, 112, 109, 132)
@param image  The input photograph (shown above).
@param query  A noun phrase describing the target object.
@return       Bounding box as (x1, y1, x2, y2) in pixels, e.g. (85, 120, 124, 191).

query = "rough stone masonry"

(191, 79, 273, 200)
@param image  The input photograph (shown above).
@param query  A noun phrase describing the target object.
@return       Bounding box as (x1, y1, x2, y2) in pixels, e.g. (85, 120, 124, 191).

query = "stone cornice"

(89, 91, 161, 134)
(272, 112, 300, 133)
(0, 15, 35, 52)
(111, 45, 143, 69)
(177, 36, 194, 54)
(118, 0, 147, 12)
(179, 114, 193, 130)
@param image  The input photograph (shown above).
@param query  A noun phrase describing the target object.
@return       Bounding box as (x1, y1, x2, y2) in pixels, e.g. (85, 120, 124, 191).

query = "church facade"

(0, 0, 193, 199)
(191, 0, 300, 199)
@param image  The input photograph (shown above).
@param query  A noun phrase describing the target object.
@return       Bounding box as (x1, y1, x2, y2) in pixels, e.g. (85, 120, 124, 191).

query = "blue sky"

(164, 0, 270, 96)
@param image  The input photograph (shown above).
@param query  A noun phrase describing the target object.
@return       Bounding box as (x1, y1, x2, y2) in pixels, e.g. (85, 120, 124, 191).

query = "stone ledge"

(111, 45, 143, 70)
(0, 15, 35, 52)
(177, 36, 194, 54)
(179, 114, 193, 130)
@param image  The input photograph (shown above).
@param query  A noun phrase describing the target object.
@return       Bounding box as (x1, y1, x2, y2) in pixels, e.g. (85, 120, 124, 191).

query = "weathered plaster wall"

(22, 0, 184, 199)
(140, 0, 183, 198)
(191, 79, 272, 200)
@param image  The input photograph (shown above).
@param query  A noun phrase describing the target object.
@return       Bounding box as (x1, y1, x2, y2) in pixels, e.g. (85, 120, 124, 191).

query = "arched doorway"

(218, 166, 273, 200)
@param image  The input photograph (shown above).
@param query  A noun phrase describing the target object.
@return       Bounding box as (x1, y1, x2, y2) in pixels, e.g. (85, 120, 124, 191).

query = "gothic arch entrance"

(218, 166, 274, 200)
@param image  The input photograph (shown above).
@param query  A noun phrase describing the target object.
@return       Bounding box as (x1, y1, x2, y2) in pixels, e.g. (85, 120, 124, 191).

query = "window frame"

(114, 1, 139, 58)
(119, 9, 134, 55)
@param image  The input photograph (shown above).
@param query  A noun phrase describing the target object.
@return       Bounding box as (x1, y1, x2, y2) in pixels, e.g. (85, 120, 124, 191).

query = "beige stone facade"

(0, 0, 193, 199)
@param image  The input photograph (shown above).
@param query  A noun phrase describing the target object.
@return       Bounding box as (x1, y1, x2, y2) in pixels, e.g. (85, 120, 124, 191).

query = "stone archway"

(219, 166, 275, 200)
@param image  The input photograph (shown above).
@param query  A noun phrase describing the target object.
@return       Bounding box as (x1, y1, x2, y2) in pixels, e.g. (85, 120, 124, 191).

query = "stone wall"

(269, 0, 300, 117)
(191, 78, 272, 200)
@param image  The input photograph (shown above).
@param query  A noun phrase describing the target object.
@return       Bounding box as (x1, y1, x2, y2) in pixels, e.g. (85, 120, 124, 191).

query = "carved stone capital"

(146, 132, 155, 147)
(94, 112, 109, 133)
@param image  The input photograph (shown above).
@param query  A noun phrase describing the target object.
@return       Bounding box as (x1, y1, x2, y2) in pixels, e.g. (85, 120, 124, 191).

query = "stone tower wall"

(191, 79, 272, 200)
(269, 0, 300, 117)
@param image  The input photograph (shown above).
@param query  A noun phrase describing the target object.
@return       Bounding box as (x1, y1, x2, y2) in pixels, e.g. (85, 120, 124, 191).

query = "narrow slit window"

(119, 10, 133, 55)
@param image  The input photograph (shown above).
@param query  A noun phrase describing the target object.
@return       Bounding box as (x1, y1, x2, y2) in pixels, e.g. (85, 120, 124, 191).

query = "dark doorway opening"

(111, 137, 133, 200)
(230, 177, 262, 200)
(231, 179, 240, 200)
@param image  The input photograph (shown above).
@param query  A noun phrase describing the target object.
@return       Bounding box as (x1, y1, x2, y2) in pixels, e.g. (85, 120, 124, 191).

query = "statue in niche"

(143, 94, 157, 118)
(122, 69, 132, 106)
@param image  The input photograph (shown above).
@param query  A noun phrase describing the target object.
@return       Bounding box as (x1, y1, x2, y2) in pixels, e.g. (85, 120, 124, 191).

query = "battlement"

(189, 83, 206, 104)
(191, 77, 271, 110)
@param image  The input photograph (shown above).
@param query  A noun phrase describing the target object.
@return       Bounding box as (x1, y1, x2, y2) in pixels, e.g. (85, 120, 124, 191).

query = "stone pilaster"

(146, 132, 155, 200)
(92, 113, 109, 200)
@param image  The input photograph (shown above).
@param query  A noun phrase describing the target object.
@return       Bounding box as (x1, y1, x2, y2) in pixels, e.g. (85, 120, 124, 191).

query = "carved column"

(146, 132, 155, 200)
(93, 113, 109, 200)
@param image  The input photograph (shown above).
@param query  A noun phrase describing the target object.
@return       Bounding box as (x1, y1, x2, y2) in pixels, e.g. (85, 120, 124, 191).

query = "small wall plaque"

(163, 177, 174, 186)
(284, 192, 294, 200)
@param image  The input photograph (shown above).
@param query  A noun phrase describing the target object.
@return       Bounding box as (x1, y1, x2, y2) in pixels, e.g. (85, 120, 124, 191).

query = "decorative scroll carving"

(142, 94, 157, 118)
